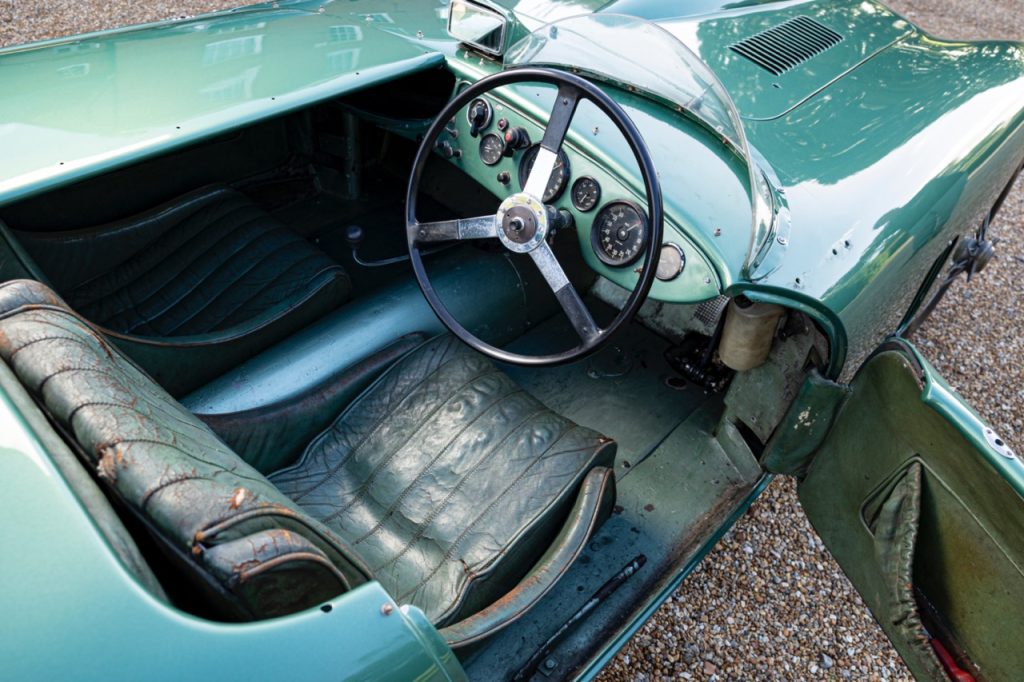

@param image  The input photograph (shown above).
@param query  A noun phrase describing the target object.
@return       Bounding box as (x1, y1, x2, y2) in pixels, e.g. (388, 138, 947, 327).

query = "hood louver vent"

(730, 16, 843, 76)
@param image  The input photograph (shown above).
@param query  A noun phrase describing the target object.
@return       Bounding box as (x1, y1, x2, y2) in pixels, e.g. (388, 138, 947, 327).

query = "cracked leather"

(198, 333, 429, 474)
(270, 335, 617, 626)
(0, 280, 372, 618)
(0, 282, 616, 629)
(6, 186, 351, 395)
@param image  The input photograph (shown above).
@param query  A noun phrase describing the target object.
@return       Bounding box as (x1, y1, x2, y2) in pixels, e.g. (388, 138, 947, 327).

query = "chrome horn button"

(496, 193, 549, 253)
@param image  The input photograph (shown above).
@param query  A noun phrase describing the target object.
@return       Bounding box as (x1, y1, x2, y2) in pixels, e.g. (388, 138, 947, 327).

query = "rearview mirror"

(448, 0, 507, 57)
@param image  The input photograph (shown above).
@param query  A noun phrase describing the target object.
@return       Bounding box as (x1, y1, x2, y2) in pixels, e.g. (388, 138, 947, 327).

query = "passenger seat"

(0, 185, 351, 395)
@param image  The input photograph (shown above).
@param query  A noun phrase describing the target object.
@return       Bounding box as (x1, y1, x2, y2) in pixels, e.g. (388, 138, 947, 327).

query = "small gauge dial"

(571, 176, 601, 212)
(655, 243, 686, 281)
(478, 133, 505, 166)
(591, 201, 648, 267)
(518, 144, 570, 202)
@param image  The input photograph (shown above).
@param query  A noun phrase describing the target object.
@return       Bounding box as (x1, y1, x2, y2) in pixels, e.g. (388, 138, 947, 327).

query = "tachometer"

(571, 176, 601, 212)
(518, 144, 570, 202)
(591, 201, 647, 267)
(479, 133, 505, 166)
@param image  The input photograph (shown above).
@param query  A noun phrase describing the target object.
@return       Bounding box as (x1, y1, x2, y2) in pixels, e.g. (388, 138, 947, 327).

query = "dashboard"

(430, 83, 724, 304)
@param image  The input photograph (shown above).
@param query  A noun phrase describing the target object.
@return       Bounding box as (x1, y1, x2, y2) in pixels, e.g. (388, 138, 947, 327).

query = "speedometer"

(591, 201, 647, 267)
(518, 144, 570, 202)
(479, 133, 505, 166)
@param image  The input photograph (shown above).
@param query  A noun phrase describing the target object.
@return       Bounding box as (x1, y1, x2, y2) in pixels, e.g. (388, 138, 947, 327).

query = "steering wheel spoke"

(529, 242, 601, 343)
(523, 84, 582, 199)
(411, 215, 498, 243)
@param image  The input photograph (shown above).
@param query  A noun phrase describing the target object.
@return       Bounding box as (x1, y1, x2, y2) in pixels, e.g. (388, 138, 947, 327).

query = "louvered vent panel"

(730, 16, 843, 76)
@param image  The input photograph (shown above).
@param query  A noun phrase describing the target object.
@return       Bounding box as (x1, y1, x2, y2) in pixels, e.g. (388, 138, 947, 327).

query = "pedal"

(664, 335, 731, 393)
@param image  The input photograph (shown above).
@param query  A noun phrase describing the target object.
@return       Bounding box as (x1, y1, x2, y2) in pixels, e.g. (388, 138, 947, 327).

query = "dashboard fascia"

(433, 79, 725, 304)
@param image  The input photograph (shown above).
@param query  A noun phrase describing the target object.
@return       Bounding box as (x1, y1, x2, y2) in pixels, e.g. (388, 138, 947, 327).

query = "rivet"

(713, 228, 722, 237)
(777, 236, 788, 245)
(381, 603, 394, 616)
(592, 126, 599, 135)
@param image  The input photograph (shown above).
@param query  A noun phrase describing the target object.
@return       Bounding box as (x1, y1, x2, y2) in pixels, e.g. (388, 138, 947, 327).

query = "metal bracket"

(903, 234, 994, 338)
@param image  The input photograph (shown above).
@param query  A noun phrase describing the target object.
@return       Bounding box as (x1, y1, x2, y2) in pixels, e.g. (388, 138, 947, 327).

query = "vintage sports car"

(1, 0, 1022, 679)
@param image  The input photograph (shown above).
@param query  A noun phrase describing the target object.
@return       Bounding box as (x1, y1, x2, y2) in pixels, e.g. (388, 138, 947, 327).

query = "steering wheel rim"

(406, 66, 664, 366)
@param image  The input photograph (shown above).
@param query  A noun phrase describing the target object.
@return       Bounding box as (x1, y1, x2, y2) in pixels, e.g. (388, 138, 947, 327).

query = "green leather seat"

(0, 280, 615, 645)
(0, 186, 351, 395)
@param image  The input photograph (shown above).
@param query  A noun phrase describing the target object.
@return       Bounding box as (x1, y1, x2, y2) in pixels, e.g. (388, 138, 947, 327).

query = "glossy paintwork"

(3, 0, 1021, 377)
(0, 381, 464, 681)
(450, 1, 1024, 377)
(1, 0, 1023, 679)
(740, 34, 1024, 372)
(0, 4, 444, 204)
(657, 0, 915, 120)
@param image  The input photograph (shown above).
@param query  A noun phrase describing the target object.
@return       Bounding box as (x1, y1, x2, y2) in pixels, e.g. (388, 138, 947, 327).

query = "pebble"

(1, 2, 1020, 682)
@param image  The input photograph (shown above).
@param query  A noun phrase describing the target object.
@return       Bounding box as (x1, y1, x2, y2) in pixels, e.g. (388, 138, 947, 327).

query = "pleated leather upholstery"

(6, 186, 352, 395)
(0, 281, 615, 627)
(0, 280, 371, 617)
(48, 187, 351, 337)
(270, 335, 616, 626)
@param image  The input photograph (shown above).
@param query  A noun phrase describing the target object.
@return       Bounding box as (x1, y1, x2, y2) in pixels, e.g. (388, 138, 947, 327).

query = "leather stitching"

(195, 250, 326, 334)
(72, 200, 257, 312)
(114, 212, 279, 334)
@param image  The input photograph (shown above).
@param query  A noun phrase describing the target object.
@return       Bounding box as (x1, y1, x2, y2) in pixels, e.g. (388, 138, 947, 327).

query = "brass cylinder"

(718, 297, 785, 371)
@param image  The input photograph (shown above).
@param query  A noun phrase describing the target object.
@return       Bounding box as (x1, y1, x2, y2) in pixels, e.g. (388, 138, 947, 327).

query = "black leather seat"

(0, 186, 351, 395)
(0, 280, 615, 645)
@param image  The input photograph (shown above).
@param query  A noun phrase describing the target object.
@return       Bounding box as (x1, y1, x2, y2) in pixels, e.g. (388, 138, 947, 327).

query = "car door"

(792, 337, 1023, 681)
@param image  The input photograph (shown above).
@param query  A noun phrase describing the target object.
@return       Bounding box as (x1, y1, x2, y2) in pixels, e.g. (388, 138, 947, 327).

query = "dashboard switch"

(503, 126, 531, 155)
(437, 140, 459, 159)
(467, 98, 491, 137)
(497, 171, 511, 185)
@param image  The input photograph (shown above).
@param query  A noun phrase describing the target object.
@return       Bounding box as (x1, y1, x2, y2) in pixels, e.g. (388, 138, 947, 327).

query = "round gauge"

(591, 201, 648, 267)
(466, 98, 492, 130)
(655, 243, 686, 281)
(478, 133, 505, 166)
(518, 144, 571, 202)
(571, 176, 601, 212)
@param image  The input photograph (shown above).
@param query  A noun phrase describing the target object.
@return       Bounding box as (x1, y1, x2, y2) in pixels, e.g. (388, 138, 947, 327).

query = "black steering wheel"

(406, 67, 663, 366)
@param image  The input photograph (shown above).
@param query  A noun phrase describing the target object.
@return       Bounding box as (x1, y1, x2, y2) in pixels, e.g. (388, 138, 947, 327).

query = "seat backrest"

(0, 280, 371, 618)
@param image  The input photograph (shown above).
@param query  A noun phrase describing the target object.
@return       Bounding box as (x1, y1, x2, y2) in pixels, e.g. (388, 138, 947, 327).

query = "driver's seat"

(0, 279, 616, 646)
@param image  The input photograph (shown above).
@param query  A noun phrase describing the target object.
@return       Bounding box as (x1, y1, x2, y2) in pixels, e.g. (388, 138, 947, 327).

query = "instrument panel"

(434, 90, 719, 303)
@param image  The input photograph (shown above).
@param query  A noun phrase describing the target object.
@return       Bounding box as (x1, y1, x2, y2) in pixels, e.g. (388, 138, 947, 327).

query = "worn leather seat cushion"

(0, 281, 615, 629)
(0, 281, 372, 617)
(270, 335, 616, 625)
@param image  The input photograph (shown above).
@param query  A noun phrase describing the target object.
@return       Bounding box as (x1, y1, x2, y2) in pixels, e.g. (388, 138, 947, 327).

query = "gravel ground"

(2, 2, 1021, 680)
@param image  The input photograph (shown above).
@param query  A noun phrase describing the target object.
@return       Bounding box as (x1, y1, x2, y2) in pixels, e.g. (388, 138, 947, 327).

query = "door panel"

(800, 339, 1024, 680)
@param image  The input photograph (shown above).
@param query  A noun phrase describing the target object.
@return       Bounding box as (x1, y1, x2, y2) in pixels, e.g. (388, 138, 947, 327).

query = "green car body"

(1, 0, 1022, 679)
